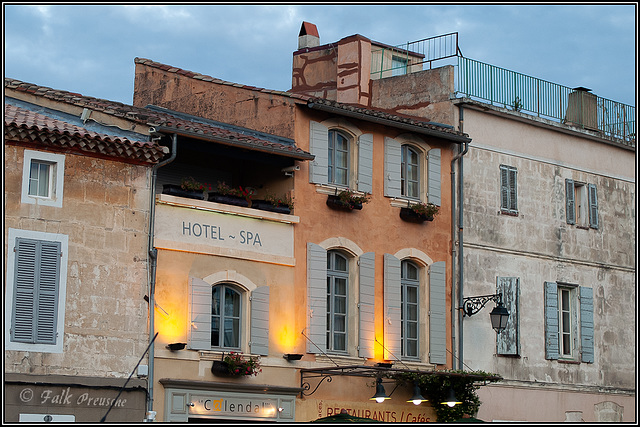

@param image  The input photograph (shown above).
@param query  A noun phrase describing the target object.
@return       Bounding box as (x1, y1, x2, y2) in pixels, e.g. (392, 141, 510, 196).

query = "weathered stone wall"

(460, 107, 636, 416)
(4, 144, 152, 379)
(133, 62, 298, 140)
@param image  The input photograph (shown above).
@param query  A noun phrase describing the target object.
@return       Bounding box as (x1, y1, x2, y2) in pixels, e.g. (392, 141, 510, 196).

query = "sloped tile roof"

(4, 78, 314, 160)
(4, 103, 168, 164)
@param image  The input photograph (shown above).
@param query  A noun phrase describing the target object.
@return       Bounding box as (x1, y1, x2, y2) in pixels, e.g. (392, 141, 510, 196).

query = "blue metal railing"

(371, 34, 635, 146)
(456, 57, 635, 146)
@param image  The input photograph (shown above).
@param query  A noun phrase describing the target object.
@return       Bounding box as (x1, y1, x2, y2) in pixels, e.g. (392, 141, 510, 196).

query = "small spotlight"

(376, 362, 393, 368)
(283, 353, 303, 361)
(166, 343, 186, 351)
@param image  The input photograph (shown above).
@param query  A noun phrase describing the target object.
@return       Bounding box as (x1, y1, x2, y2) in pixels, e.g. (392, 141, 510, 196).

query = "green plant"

(409, 201, 439, 218)
(513, 96, 523, 112)
(181, 176, 210, 192)
(337, 189, 370, 206)
(265, 192, 294, 209)
(391, 370, 501, 422)
(223, 352, 262, 377)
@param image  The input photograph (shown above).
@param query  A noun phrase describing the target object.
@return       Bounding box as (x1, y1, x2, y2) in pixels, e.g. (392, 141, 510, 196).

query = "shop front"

(4, 373, 147, 423)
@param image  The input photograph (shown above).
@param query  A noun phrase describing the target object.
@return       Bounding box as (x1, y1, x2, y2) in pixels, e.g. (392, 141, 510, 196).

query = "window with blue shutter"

(383, 254, 401, 360)
(250, 286, 270, 356)
(429, 261, 447, 365)
(357, 134, 374, 194)
(500, 165, 518, 214)
(566, 179, 598, 229)
(496, 277, 520, 356)
(358, 252, 376, 359)
(11, 238, 61, 345)
(427, 148, 441, 206)
(544, 281, 560, 360)
(579, 287, 594, 363)
(307, 243, 327, 353)
(384, 137, 402, 198)
(309, 121, 329, 184)
(588, 184, 598, 229)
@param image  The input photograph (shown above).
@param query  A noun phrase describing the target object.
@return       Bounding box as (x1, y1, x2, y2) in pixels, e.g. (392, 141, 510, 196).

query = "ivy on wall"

(390, 370, 502, 422)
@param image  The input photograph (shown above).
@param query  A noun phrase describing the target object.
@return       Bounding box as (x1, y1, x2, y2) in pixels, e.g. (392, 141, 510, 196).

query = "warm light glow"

(447, 402, 456, 408)
(375, 397, 386, 404)
(277, 325, 297, 350)
(412, 399, 422, 406)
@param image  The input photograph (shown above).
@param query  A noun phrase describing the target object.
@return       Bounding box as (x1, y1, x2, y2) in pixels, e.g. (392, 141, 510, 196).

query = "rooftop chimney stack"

(298, 22, 320, 49)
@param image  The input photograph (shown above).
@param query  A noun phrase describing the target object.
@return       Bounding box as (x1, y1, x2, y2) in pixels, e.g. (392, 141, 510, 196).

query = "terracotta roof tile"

(4, 103, 167, 164)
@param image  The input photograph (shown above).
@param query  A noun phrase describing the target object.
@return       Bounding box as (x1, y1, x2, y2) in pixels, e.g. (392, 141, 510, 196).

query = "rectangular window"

(21, 150, 65, 208)
(5, 229, 68, 353)
(566, 179, 598, 228)
(392, 56, 408, 76)
(544, 282, 593, 363)
(29, 160, 52, 197)
(500, 165, 518, 214)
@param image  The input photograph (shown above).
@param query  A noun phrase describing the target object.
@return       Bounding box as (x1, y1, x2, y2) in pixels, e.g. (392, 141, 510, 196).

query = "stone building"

(281, 22, 637, 422)
(130, 23, 473, 422)
(3, 80, 166, 422)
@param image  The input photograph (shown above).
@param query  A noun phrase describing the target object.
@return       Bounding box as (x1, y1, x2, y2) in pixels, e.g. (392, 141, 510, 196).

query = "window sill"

(557, 358, 581, 365)
(499, 210, 519, 217)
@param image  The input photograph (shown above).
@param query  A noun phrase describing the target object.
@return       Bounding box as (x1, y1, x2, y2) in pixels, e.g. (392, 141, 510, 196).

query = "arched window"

(327, 250, 349, 352)
(211, 283, 242, 349)
(401, 260, 420, 358)
(401, 145, 420, 199)
(328, 130, 350, 186)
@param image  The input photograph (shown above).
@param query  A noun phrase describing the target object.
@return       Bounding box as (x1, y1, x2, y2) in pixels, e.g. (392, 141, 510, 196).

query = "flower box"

(208, 193, 250, 207)
(400, 207, 434, 223)
(211, 360, 234, 377)
(162, 184, 205, 200)
(211, 352, 262, 377)
(326, 194, 363, 211)
(251, 199, 291, 214)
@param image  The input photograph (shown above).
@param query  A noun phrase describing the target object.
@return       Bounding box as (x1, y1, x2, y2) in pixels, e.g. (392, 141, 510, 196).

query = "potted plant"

(253, 192, 294, 214)
(326, 189, 370, 211)
(208, 182, 254, 207)
(400, 201, 439, 223)
(162, 176, 209, 200)
(211, 352, 262, 377)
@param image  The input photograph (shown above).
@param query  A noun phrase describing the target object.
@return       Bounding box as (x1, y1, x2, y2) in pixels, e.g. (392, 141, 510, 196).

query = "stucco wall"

(4, 144, 152, 378)
(458, 107, 635, 421)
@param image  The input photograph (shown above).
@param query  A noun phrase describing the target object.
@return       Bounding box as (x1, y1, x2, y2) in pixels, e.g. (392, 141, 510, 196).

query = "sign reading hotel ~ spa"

(154, 203, 294, 264)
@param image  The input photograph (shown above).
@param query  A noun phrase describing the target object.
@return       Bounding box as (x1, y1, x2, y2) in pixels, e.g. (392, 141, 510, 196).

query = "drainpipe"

(147, 133, 177, 415)
(451, 105, 469, 370)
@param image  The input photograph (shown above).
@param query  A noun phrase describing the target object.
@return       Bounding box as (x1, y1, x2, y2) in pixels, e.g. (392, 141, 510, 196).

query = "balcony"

(371, 33, 635, 147)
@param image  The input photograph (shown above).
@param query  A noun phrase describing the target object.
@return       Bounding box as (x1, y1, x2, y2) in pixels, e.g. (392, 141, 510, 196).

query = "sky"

(3, 3, 637, 108)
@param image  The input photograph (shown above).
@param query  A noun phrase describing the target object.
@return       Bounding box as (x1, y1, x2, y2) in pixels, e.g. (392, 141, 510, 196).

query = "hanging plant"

(391, 369, 501, 422)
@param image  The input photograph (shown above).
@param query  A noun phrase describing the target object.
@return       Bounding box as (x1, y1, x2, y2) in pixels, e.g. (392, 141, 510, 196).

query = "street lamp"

(461, 293, 510, 333)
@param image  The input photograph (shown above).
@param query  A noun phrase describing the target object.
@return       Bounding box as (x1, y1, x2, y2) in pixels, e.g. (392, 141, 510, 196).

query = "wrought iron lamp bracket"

(301, 372, 333, 397)
(461, 293, 502, 317)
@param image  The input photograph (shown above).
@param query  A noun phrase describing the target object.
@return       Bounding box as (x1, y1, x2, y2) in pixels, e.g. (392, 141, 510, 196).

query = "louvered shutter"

(12, 238, 61, 345)
(250, 286, 270, 356)
(500, 165, 510, 211)
(580, 286, 594, 363)
(384, 137, 402, 197)
(544, 281, 559, 360)
(309, 121, 329, 184)
(427, 148, 441, 206)
(358, 252, 375, 358)
(383, 254, 401, 360)
(565, 179, 576, 225)
(496, 277, 520, 355)
(358, 134, 374, 194)
(307, 243, 327, 353)
(429, 261, 447, 364)
(188, 277, 212, 350)
(588, 184, 598, 229)
(508, 167, 517, 213)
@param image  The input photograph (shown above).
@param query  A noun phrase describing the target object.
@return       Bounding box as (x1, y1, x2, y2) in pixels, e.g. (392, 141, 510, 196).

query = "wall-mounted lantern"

(461, 293, 510, 333)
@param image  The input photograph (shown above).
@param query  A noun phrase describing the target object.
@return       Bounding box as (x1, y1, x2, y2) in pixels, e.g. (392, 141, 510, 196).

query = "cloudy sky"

(3, 4, 637, 107)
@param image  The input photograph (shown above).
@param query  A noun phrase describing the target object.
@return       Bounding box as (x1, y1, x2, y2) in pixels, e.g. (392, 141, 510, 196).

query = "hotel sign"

(154, 202, 295, 265)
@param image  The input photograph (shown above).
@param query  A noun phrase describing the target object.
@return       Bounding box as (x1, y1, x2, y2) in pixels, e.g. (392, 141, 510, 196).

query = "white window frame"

(5, 228, 68, 353)
(558, 284, 578, 360)
(326, 250, 349, 353)
(401, 145, 421, 200)
(400, 260, 420, 360)
(21, 150, 65, 208)
(211, 283, 244, 350)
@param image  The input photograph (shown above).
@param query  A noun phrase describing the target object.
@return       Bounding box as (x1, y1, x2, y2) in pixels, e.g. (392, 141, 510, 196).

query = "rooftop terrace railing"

(371, 35, 635, 147)
(456, 57, 636, 146)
